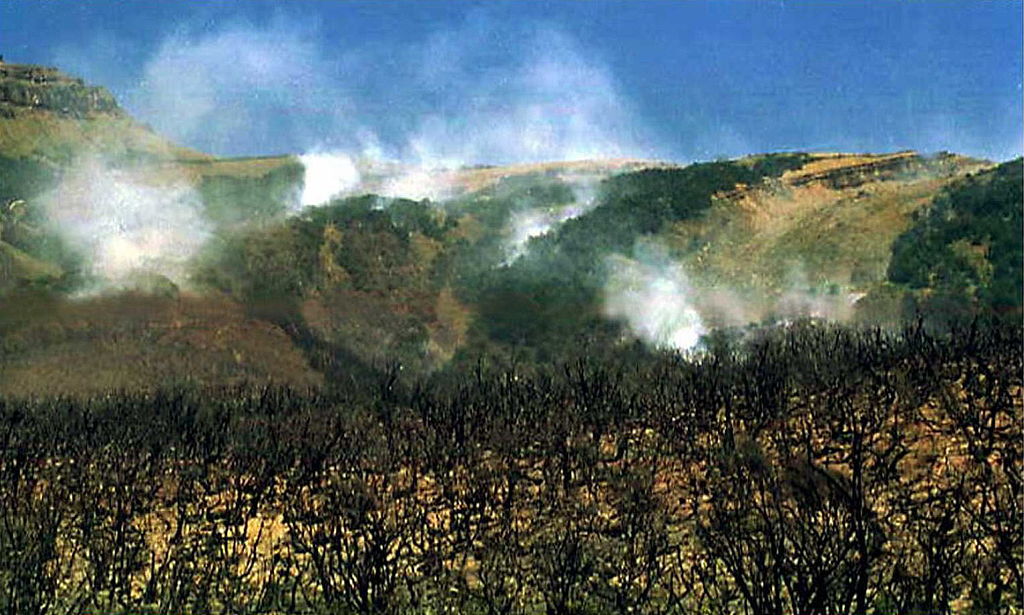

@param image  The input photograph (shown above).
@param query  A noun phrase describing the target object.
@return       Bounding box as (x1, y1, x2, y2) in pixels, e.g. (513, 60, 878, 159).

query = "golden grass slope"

(0, 109, 209, 164)
(666, 152, 988, 297)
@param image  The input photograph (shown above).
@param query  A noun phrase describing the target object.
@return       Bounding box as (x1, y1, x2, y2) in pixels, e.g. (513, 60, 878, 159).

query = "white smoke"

(505, 208, 564, 262)
(46, 15, 666, 294)
(42, 158, 210, 289)
(500, 175, 608, 263)
(773, 266, 858, 322)
(297, 152, 361, 209)
(294, 18, 654, 201)
(603, 246, 707, 352)
(92, 15, 660, 201)
(504, 194, 596, 263)
(129, 18, 357, 157)
(379, 167, 457, 201)
(400, 25, 650, 167)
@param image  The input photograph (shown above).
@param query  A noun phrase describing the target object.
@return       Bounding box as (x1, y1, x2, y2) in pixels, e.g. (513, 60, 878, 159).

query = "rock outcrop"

(717, 151, 984, 202)
(0, 61, 209, 165)
(782, 151, 959, 189)
(0, 62, 122, 118)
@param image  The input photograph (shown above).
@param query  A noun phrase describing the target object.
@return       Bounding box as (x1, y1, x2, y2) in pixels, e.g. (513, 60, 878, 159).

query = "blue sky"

(2, 1, 1021, 163)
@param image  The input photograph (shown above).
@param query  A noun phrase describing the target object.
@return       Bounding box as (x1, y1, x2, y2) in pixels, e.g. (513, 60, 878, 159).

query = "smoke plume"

(130, 18, 357, 157)
(297, 152, 361, 209)
(379, 168, 458, 202)
(115, 15, 658, 201)
(400, 25, 651, 167)
(603, 245, 707, 352)
(503, 182, 599, 263)
(42, 158, 210, 290)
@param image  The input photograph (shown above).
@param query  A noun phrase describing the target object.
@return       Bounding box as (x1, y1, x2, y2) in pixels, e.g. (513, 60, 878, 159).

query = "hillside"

(187, 151, 996, 373)
(0, 62, 1017, 396)
(663, 151, 989, 325)
(887, 157, 1023, 315)
(0, 291, 322, 396)
(0, 61, 208, 164)
(0, 61, 213, 293)
(0, 63, 316, 394)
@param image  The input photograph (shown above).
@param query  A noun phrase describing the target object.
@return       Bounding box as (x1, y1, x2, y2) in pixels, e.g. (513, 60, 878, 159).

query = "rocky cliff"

(782, 151, 971, 189)
(717, 151, 982, 202)
(0, 61, 207, 164)
(0, 62, 122, 118)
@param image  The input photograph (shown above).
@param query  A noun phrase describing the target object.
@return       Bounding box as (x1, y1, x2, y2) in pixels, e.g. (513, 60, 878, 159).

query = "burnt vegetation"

(0, 318, 1019, 614)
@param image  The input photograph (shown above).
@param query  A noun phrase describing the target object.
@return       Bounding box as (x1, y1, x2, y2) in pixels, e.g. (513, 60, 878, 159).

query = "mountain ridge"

(0, 61, 1017, 396)
(0, 61, 122, 118)
(0, 59, 208, 164)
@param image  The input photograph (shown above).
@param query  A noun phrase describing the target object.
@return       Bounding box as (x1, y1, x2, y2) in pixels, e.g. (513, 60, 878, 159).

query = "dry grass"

(48, 377, 1019, 611)
(160, 155, 297, 181)
(437, 158, 675, 193)
(0, 110, 209, 163)
(666, 154, 987, 297)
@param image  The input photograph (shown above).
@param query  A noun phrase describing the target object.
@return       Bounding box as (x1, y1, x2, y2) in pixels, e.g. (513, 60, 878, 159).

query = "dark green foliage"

(197, 161, 304, 226)
(747, 152, 813, 179)
(0, 155, 55, 204)
(888, 158, 1023, 312)
(443, 176, 580, 287)
(193, 195, 457, 377)
(474, 270, 608, 355)
(448, 174, 577, 227)
(304, 194, 454, 240)
(386, 197, 451, 241)
(458, 159, 803, 356)
(197, 223, 317, 300)
(547, 158, 804, 266)
(197, 195, 451, 301)
(571, 163, 754, 253)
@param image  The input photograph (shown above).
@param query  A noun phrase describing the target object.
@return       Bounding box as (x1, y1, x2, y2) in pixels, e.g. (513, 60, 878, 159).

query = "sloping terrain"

(0, 62, 1017, 396)
(0, 64, 318, 394)
(0, 62, 208, 164)
(662, 152, 989, 324)
(0, 292, 321, 397)
(0, 62, 212, 292)
(679, 152, 983, 288)
(887, 157, 1023, 315)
